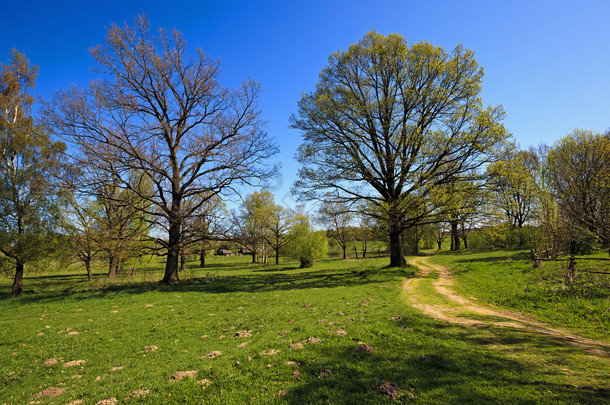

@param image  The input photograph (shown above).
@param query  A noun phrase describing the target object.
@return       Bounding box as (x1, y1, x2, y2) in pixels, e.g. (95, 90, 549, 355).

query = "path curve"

(403, 256, 610, 357)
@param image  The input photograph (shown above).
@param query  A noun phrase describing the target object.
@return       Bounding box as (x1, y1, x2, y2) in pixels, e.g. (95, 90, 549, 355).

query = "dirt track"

(403, 256, 610, 357)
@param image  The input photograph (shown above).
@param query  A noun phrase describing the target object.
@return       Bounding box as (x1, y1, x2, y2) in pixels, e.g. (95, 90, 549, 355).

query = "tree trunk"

(342, 244, 347, 260)
(180, 254, 187, 272)
(161, 219, 181, 283)
(275, 248, 280, 265)
(353, 243, 359, 259)
(451, 221, 460, 250)
(362, 238, 367, 258)
(11, 261, 24, 296)
(462, 229, 469, 249)
(437, 240, 442, 250)
(85, 259, 93, 282)
(108, 255, 117, 278)
(389, 225, 406, 267)
(200, 249, 206, 267)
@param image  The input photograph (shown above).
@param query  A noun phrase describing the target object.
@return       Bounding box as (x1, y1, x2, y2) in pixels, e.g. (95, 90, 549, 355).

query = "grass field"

(1, 253, 609, 404)
(431, 249, 610, 340)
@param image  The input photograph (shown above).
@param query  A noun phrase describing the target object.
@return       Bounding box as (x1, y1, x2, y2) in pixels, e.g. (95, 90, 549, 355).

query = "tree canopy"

(43, 16, 278, 283)
(291, 32, 509, 266)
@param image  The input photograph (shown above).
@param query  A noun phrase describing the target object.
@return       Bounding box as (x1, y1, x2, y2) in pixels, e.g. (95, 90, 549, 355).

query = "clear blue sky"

(2, 0, 609, 208)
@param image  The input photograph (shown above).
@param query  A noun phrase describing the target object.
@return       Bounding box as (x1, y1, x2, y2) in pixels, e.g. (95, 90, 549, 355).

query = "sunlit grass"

(0, 254, 608, 404)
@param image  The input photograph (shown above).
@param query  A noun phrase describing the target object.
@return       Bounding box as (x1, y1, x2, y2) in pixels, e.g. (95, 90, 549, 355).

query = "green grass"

(1, 254, 609, 404)
(431, 249, 610, 340)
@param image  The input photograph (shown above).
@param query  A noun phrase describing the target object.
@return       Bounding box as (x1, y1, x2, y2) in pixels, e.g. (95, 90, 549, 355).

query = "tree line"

(1, 18, 608, 296)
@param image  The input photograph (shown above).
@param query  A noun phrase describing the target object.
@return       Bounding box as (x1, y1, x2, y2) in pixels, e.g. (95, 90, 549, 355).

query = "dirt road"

(403, 256, 610, 357)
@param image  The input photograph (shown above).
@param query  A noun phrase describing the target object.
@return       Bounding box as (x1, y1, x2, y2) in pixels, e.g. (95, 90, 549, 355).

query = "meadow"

(0, 252, 609, 404)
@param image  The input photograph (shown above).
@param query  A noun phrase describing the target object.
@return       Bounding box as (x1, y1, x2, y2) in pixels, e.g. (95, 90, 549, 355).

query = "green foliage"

(468, 225, 541, 250)
(291, 31, 509, 267)
(546, 129, 610, 254)
(487, 149, 539, 229)
(0, 49, 68, 294)
(284, 214, 327, 267)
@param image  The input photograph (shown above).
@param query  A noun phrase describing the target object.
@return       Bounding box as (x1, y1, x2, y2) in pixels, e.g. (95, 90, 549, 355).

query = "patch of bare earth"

(96, 398, 117, 405)
(404, 256, 610, 357)
(202, 351, 222, 359)
(170, 370, 198, 381)
(143, 345, 158, 352)
(235, 330, 252, 338)
(356, 342, 377, 354)
(129, 389, 149, 398)
(376, 382, 403, 400)
(63, 360, 86, 368)
(35, 387, 66, 398)
(42, 357, 63, 366)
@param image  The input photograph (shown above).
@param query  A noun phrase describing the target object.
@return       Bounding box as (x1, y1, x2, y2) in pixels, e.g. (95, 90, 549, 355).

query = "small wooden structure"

(216, 249, 233, 256)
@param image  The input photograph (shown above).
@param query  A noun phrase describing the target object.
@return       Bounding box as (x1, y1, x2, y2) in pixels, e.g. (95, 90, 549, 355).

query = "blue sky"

(2, 0, 609, 208)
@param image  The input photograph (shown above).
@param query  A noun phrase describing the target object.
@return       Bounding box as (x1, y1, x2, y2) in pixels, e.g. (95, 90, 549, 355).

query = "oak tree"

(291, 32, 508, 267)
(43, 17, 277, 283)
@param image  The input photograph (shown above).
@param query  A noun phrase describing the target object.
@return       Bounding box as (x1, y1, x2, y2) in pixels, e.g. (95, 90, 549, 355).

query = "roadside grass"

(0, 254, 608, 404)
(431, 249, 610, 340)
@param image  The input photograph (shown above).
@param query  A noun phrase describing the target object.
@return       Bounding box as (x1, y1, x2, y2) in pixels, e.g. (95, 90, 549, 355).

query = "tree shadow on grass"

(0, 265, 416, 304)
(281, 317, 609, 404)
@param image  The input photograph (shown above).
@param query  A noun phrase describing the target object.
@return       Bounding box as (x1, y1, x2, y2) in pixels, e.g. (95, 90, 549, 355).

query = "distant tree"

(431, 222, 450, 250)
(63, 196, 101, 282)
(488, 150, 538, 233)
(432, 177, 485, 250)
(264, 204, 295, 265)
(43, 16, 277, 284)
(316, 199, 352, 260)
(291, 32, 509, 267)
(0, 50, 67, 295)
(185, 194, 227, 267)
(285, 212, 327, 268)
(354, 212, 374, 258)
(232, 190, 275, 263)
(546, 130, 610, 255)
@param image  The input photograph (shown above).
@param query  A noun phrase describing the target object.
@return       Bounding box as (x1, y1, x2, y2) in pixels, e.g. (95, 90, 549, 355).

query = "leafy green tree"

(488, 150, 538, 232)
(285, 212, 327, 268)
(233, 190, 275, 263)
(0, 50, 66, 295)
(291, 32, 508, 267)
(43, 16, 277, 283)
(546, 130, 610, 255)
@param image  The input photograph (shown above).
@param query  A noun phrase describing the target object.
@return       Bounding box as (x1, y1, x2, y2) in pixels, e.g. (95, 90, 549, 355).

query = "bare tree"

(265, 204, 295, 265)
(316, 199, 353, 260)
(43, 16, 277, 283)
